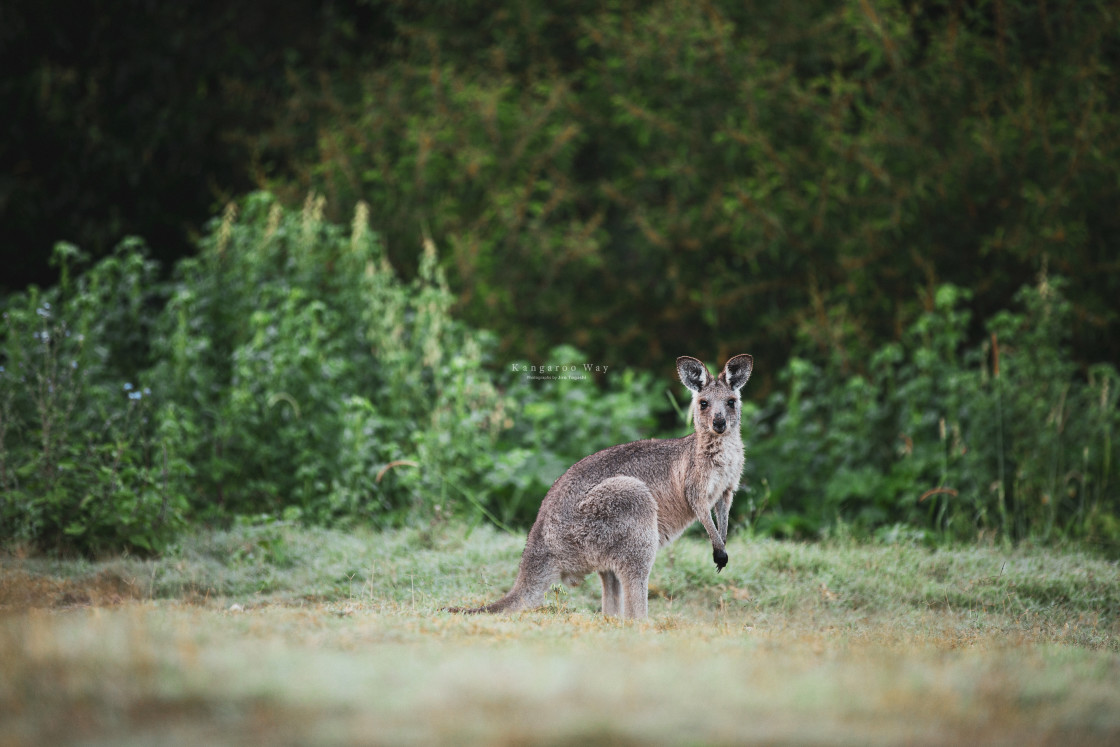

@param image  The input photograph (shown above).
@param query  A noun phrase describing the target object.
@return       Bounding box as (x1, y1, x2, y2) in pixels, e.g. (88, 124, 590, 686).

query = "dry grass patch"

(1, 526, 1118, 745)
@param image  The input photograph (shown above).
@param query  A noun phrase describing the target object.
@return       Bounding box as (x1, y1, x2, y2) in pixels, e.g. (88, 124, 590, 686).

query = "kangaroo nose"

(713, 417, 726, 433)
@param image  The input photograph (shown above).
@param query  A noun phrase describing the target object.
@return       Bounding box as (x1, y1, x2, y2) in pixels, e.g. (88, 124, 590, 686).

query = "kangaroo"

(448, 354, 753, 620)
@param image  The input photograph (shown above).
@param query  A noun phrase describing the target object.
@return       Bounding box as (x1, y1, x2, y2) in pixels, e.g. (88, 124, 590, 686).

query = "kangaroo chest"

(690, 439, 744, 507)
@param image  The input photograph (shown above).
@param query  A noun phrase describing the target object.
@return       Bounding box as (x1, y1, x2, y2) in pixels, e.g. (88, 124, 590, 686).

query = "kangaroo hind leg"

(599, 571, 622, 617)
(577, 476, 659, 620)
(618, 565, 653, 620)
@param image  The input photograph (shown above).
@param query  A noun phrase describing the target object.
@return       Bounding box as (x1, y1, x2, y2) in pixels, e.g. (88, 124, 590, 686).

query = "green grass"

(2, 524, 1119, 745)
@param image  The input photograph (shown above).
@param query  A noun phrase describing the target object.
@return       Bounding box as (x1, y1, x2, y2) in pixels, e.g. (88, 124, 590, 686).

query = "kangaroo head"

(677, 354, 753, 437)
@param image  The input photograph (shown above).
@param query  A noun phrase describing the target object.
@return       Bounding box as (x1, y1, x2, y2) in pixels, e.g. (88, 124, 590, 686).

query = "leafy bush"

(0, 193, 675, 554)
(149, 192, 508, 526)
(745, 274, 1120, 549)
(147, 193, 672, 531)
(0, 243, 186, 554)
(5, 192, 1114, 556)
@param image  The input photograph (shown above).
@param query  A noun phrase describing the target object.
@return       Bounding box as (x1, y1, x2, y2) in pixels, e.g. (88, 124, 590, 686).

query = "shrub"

(6, 191, 1113, 556)
(0, 193, 674, 554)
(0, 242, 186, 554)
(745, 274, 1120, 549)
(149, 192, 507, 526)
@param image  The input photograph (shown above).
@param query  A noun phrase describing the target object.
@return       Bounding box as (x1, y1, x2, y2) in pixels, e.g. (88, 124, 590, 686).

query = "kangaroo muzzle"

(712, 415, 727, 434)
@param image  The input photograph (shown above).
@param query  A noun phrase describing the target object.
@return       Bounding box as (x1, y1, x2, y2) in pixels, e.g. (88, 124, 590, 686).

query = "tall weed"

(149, 193, 506, 526)
(746, 274, 1120, 550)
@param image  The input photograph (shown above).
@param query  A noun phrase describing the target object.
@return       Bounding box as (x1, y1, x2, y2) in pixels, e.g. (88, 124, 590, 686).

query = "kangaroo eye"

(727, 399, 737, 408)
(699, 400, 709, 410)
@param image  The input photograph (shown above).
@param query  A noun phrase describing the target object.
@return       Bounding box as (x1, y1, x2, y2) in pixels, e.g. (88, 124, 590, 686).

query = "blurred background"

(2, 0, 1118, 555)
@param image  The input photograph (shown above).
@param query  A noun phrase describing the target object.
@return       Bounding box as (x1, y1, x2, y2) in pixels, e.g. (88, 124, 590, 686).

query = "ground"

(2, 524, 1118, 745)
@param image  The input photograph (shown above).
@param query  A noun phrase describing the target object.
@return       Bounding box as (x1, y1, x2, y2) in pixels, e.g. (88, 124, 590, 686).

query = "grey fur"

(449, 354, 753, 620)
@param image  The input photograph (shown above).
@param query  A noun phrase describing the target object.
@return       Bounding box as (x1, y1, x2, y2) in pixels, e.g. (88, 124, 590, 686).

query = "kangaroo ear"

(721, 354, 753, 391)
(677, 356, 712, 393)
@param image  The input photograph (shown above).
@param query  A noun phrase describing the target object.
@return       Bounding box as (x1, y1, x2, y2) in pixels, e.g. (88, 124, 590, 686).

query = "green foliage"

(0, 194, 672, 554)
(746, 274, 1120, 549)
(259, 0, 1120, 379)
(0, 243, 186, 555)
(146, 193, 670, 531)
(149, 192, 507, 526)
(4, 193, 1115, 556)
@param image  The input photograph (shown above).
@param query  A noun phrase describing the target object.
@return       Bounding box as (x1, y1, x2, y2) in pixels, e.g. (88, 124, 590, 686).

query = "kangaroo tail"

(446, 553, 553, 614)
(446, 528, 553, 615)
(445, 586, 524, 614)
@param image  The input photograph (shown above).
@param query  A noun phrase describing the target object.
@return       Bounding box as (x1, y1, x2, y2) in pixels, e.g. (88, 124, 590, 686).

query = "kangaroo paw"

(713, 547, 728, 572)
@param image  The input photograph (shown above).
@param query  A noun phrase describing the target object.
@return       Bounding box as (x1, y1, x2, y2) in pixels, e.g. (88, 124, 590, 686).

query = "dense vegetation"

(6, 1, 1120, 375)
(0, 196, 664, 553)
(3, 2, 1119, 556)
(264, 0, 1120, 378)
(1, 196, 1116, 555)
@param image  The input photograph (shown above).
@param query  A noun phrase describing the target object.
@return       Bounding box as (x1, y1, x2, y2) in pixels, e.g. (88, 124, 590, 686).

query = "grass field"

(2, 524, 1119, 745)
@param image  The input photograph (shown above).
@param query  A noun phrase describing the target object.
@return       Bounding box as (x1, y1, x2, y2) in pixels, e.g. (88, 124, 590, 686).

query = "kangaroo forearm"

(695, 507, 725, 551)
(714, 491, 733, 543)
(691, 495, 729, 572)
